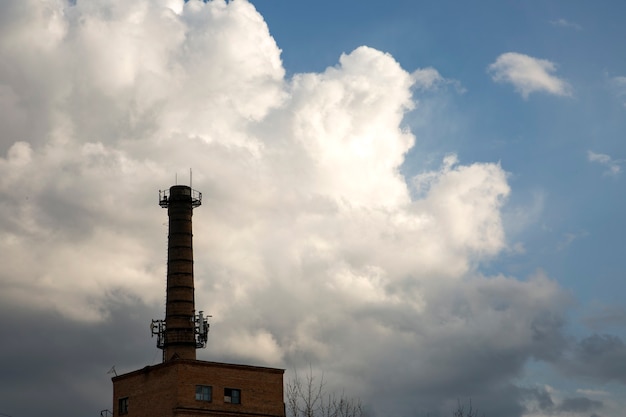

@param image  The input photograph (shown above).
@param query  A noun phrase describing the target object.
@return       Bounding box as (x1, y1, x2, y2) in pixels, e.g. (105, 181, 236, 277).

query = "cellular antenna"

(152, 185, 209, 362)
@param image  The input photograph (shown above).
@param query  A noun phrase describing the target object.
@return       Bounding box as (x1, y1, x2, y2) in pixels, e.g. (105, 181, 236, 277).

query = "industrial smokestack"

(152, 185, 208, 362)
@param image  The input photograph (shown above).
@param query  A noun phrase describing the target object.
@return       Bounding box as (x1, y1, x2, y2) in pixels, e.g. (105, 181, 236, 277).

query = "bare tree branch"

(453, 399, 482, 417)
(285, 368, 364, 417)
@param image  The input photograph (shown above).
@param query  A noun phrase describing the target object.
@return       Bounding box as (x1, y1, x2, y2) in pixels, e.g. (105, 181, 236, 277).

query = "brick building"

(112, 360, 285, 417)
(111, 185, 285, 417)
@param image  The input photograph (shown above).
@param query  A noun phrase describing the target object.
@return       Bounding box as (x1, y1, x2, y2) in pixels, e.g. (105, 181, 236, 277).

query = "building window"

(118, 397, 129, 415)
(195, 385, 212, 402)
(224, 388, 241, 404)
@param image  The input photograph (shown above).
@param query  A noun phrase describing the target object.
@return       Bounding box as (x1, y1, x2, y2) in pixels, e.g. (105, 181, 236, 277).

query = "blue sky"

(1, 1, 625, 416)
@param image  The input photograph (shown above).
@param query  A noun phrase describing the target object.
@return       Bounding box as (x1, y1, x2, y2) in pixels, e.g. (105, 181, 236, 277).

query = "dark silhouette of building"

(111, 185, 285, 417)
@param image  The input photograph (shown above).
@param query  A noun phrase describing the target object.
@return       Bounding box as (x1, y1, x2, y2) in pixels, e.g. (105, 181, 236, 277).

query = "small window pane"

(224, 388, 241, 404)
(118, 397, 129, 415)
(231, 389, 240, 404)
(195, 385, 212, 401)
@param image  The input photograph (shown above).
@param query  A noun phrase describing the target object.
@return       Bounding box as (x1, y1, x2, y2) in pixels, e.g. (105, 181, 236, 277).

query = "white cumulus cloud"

(549, 18, 582, 31)
(488, 52, 573, 99)
(588, 150, 622, 176)
(610, 75, 626, 108)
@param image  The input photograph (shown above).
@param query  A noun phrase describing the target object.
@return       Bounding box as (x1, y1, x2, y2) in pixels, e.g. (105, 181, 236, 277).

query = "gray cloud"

(558, 334, 626, 384)
(0, 299, 159, 416)
(556, 397, 602, 413)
